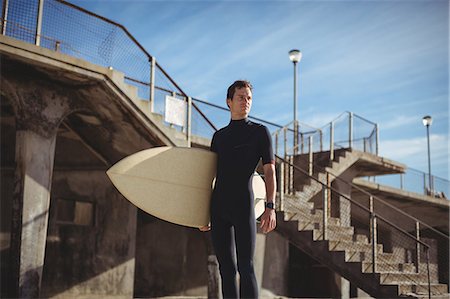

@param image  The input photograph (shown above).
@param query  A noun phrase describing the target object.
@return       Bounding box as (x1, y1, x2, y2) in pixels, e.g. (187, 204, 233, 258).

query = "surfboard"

(106, 146, 267, 228)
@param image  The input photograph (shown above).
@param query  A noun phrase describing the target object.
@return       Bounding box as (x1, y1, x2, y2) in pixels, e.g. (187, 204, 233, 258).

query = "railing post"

(308, 135, 313, 176)
(55, 41, 61, 52)
(375, 123, 379, 156)
(400, 173, 404, 190)
(300, 132, 304, 154)
(327, 173, 331, 218)
(289, 155, 294, 195)
(423, 172, 427, 195)
(369, 196, 373, 242)
(330, 121, 334, 161)
(1, 0, 9, 35)
(415, 221, 420, 273)
(319, 129, 323, 152)
(275, 132, 279, 157)
(283, 128, 287, 194)
(279, 161, 285, 211)
(426, 248, 431, 299)
(35, 0, 45, 46)
(371, 213, 377, 275)
(149, 56, 156, 112)
(186, 96, 192, 147)
(322, 185, 328, 240)
(348, 112, 353, 149)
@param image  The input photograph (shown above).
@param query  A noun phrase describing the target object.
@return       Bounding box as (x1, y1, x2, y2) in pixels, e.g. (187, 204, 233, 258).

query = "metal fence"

(278, 155, 449, 297)
(370, 168, 449, 199)
(1, 0, 218, 141)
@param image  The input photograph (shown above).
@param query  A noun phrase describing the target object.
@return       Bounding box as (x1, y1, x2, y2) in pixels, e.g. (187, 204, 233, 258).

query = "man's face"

(227, 87, 252, 119)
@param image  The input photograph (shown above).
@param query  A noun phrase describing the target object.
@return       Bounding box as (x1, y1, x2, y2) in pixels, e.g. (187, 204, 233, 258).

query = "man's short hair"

(226, 80, 253, 100)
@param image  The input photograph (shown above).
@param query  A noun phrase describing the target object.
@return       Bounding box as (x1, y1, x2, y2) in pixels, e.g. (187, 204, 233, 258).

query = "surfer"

(200, 80, 276, 299)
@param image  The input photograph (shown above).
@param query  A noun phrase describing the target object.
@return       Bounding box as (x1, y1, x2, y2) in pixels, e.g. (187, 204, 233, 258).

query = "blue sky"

(69, 0, 448, 179)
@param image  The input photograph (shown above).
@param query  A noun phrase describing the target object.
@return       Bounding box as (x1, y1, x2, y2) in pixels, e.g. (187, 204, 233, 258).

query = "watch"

(265, 202, 275, 210)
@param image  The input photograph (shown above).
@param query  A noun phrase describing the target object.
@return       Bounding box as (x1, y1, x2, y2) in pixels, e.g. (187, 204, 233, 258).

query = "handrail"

(295, 148, 449, 240)
(275, 154, 431, 249)
(57, 0, 152, 59)
(52, 0, 219, 133)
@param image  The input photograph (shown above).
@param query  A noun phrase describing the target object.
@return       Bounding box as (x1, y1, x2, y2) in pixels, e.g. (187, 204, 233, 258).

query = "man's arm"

(260, 163, 277, 233)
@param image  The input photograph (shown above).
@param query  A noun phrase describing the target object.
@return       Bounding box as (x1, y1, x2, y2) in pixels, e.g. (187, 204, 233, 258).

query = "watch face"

(266, 202, 275, 209)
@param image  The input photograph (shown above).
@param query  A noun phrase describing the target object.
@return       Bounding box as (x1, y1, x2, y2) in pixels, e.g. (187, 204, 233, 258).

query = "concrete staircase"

(109, 69, 193, 147)
(276, 150, 449, 298)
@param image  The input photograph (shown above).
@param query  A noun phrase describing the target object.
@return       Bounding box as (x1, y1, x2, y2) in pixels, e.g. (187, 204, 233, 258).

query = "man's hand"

(199, 223, 211, 232)
(260, 209, 276, 233)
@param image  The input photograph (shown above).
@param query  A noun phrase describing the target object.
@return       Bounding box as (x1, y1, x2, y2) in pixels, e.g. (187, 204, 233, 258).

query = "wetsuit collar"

(229, 118, 249, 126)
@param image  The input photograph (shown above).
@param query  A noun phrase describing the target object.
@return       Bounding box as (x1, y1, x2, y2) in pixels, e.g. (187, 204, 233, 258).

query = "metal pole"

(375, 123, 379, 156)
(319, 129, 323, 151)
(415, 221, 420, 273)
(371, 213, 377, 275)
(308, 136, 313, 176)
(426, 124, 432, 192)
(330, 122, 334, 160)
(150, 56, 156, 112)
(186, 96, 192, 147)
(348, 112, 353, 149)
(426, 249, 431, 299)
(275, 132, 279, 157)
(1, 0, 9, 35)
(369, 196, 373, 243)
(279, 162, 285, 211)
(400, 173, 404, 190)
(293, 61, 298, 154)
(35, 0, 44, 46)
(283, 128, 287, 194)
(322, 185, 328, 240)
(423, 172, 427, 195)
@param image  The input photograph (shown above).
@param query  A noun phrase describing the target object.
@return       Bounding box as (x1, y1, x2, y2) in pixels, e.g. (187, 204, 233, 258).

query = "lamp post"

(289, 49, 302, 153)
(422, 115, 433, 192)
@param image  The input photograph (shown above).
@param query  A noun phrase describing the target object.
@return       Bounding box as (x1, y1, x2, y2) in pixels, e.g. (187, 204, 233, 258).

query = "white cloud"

(379, 134, 449, 179)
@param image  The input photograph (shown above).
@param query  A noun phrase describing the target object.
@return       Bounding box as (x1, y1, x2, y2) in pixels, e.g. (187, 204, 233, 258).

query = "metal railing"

(273, 112, 379, 189)
(0, 0, 219, 144)
(369, 168, 449, 199)
(276, 155, 436, 298)
(296, 147, 449, 292)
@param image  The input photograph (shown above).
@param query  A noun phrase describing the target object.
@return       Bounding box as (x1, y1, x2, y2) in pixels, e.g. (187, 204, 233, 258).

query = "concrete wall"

(41, 170, 137, 299)
(134, 212, 209, 297)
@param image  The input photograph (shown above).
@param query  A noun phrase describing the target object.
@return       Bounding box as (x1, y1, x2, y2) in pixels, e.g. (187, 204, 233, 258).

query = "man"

(200, 80, 277, 299)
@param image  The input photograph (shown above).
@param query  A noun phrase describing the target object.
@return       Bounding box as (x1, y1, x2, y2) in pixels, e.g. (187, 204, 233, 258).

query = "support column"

(10, 129, 56, 298)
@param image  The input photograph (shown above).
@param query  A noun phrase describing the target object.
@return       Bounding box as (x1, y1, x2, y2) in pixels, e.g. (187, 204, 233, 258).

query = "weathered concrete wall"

(261, 231, 289, 296)
(133, 211, 209, 297)
(41, 170, 137, 299)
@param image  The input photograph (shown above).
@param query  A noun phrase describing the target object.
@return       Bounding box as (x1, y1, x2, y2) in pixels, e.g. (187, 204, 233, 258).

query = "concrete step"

(345, 251, 403, 264)
(397, 283, 448, 296)
(137, 98, 151, 113)
(380, 272, 429, 284)
(123, 82, 139, 99)
(328, 240, 383, 253)
(313, 225, 354, 241)
(362, 262, 416, 273)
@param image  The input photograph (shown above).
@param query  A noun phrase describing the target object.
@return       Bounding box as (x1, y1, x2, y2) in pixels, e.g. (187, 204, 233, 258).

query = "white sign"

(165, 95, 186, 127)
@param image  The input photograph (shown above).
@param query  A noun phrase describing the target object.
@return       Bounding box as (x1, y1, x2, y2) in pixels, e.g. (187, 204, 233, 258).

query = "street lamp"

(289, 49, 302, 153)
(422, 115, 433, 193)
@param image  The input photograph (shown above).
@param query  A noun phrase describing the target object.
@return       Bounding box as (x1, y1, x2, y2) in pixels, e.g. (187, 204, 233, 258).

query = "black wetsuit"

(210, 118, 274, 299)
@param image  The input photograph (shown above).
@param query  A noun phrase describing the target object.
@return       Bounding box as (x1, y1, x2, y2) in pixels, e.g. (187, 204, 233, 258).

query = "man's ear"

(226, 98, 231, 109)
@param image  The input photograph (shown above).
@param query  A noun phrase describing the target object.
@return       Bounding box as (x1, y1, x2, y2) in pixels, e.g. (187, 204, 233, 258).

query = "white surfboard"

(107, 146, 266, 228)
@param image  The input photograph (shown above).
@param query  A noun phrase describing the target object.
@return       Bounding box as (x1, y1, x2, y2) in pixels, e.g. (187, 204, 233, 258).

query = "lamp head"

(289, 49, 302, 63)
(422, 115, 432, 126)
